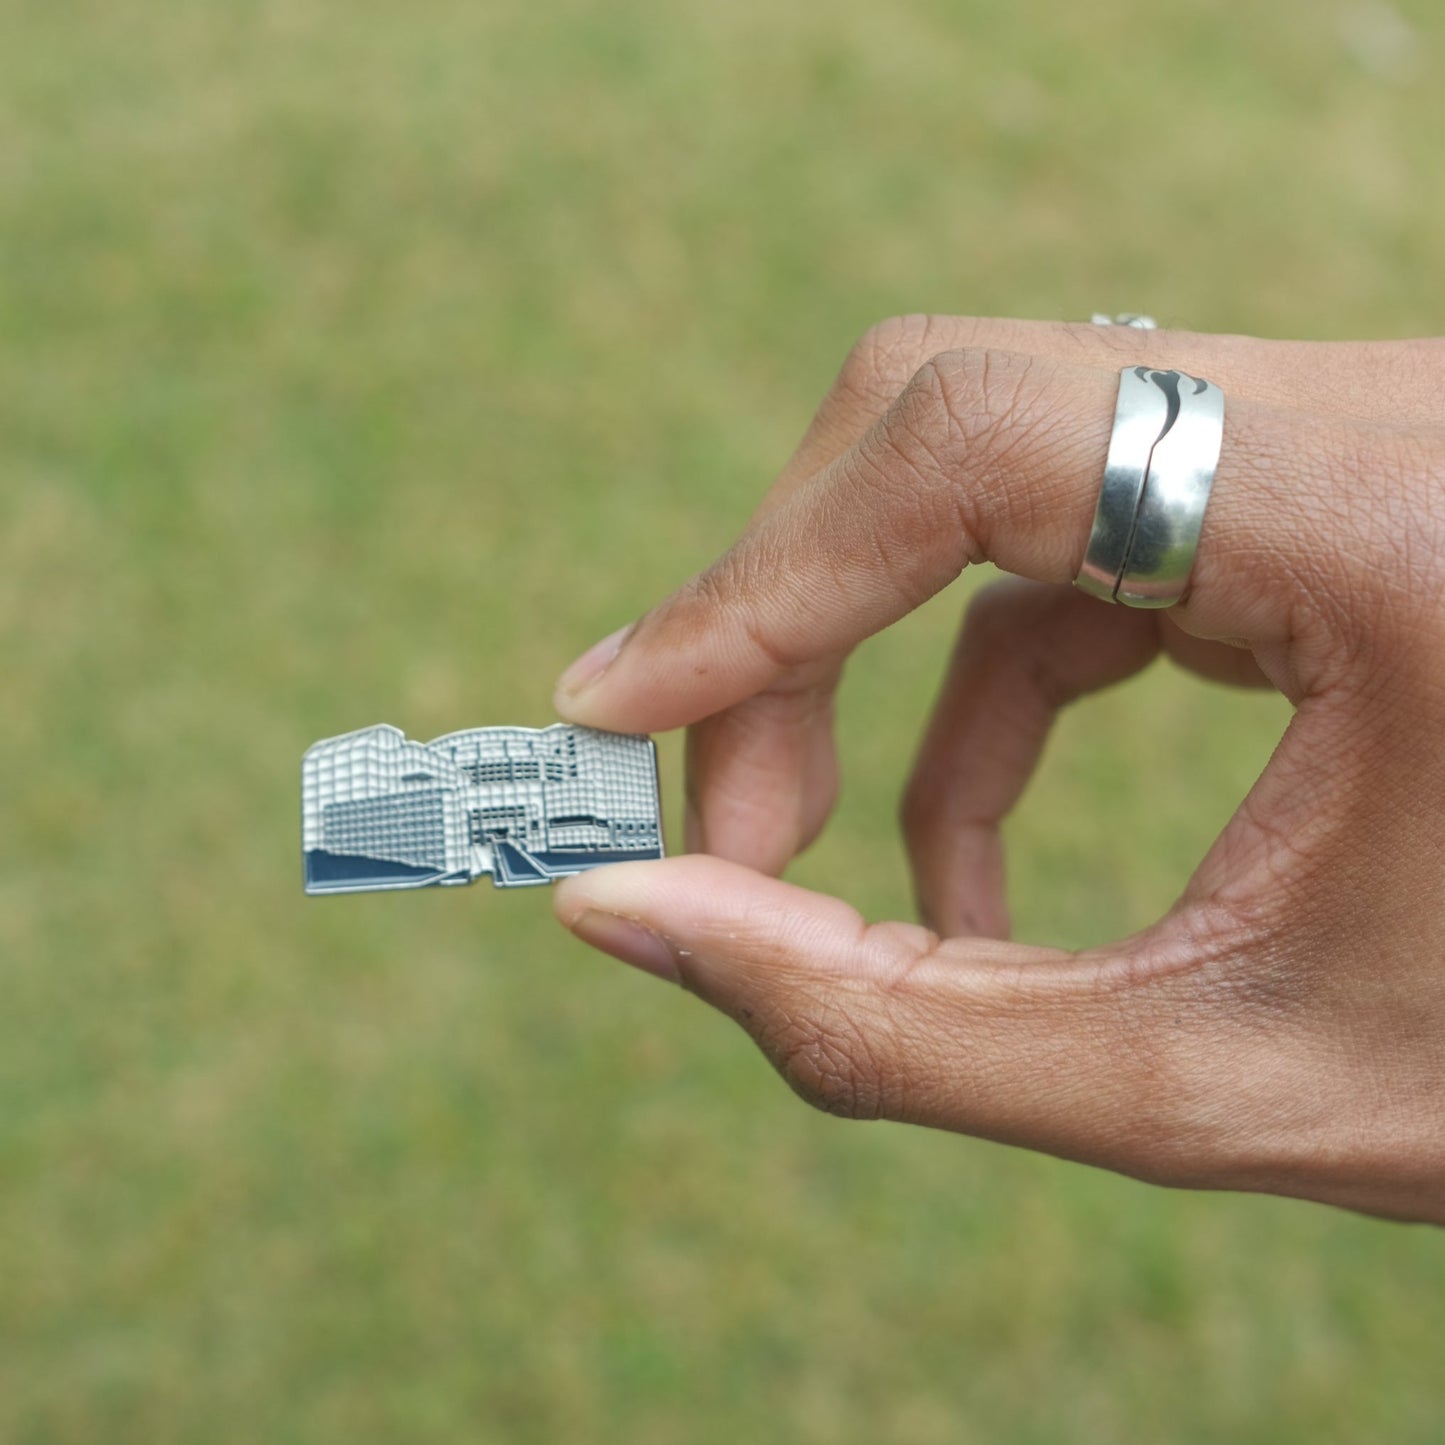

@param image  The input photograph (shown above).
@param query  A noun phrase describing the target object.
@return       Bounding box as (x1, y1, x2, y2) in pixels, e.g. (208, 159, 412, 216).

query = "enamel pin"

(302, 723, 663, 895)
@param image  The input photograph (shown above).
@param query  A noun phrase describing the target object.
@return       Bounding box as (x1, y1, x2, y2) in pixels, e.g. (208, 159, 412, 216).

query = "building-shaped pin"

(302, 723, 663, 894)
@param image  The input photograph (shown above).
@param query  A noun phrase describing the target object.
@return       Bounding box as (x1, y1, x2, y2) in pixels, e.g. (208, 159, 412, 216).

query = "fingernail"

(557, 624, 632, 700)
(569, 909, 680, 984)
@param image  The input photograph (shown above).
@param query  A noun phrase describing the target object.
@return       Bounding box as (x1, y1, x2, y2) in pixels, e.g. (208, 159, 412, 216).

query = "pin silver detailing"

(302, 723, 663, 895)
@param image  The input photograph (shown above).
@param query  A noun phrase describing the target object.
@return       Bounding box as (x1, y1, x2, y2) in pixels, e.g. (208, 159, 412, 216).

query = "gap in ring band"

(1109, 423, 1166, 601)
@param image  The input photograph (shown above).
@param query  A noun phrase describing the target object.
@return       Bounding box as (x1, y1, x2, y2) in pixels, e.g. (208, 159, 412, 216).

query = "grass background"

(3, 0, 1445, 1440)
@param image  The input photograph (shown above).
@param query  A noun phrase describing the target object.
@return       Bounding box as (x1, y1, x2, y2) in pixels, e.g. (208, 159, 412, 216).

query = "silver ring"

(1076, 366, 1225, 609)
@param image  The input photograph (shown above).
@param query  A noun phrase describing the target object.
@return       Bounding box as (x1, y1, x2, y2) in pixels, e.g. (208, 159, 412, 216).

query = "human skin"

(550, 316, 1445, 1224)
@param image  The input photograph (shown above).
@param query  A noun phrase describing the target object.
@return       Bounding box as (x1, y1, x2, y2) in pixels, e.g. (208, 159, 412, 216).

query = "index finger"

(555, 348, 1340, 735)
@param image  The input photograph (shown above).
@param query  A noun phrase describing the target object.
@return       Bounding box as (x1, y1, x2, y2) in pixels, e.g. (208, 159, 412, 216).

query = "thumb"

(553, 856, 1284, 1187)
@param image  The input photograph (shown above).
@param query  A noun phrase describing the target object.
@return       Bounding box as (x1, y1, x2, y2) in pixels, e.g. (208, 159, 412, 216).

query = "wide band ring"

(1075, 366, 1225, 609)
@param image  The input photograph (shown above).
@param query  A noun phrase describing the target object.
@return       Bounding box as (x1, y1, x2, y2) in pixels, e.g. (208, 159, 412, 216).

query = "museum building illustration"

(302, 724, 663, 894)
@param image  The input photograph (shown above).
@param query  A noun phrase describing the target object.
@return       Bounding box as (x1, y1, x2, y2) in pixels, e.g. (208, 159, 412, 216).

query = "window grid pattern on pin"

(302, 723, 663, 895)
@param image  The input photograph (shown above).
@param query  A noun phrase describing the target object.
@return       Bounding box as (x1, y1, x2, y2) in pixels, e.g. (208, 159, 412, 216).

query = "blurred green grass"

(3, 0, 1445, 1440)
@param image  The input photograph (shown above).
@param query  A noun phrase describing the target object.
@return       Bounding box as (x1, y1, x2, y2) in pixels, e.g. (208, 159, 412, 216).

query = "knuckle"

(684, 554, 738, 621)
(842, 347, 1075, 579)
(676, 541, 802, 672)
(655, 563, 734, 653)
(924, 346, 1050, 451)
(838, 314, 953, 407)
(911, 349, 1077, 557)
(829, 435, 978, 608)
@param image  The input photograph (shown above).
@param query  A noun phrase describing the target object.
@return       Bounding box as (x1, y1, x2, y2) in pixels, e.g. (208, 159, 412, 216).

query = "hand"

(551, 315, 1445, 1224)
